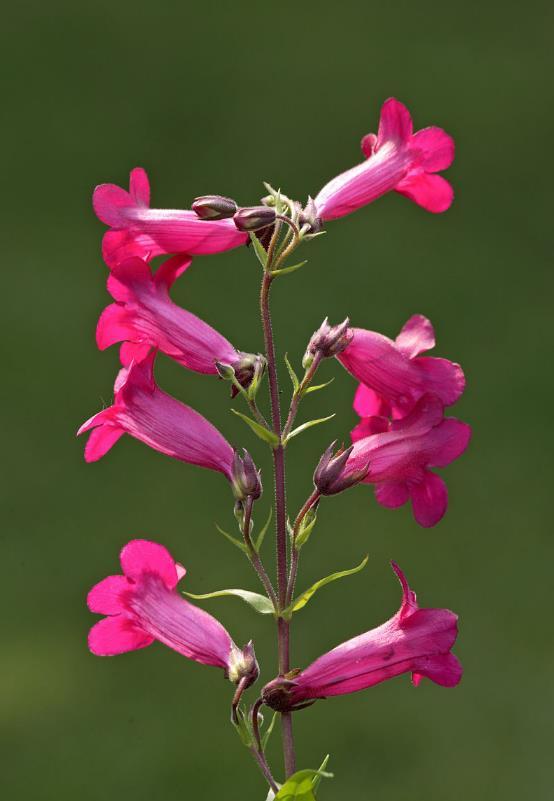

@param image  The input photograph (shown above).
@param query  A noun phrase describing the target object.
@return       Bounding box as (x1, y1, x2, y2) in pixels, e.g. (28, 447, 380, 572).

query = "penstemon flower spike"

(82, 96, 470, 798)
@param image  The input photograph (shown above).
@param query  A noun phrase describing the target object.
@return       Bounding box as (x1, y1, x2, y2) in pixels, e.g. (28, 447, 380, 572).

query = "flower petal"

(413, 652, 462, 687)
(396, 173, 454, 213)
(96, 304, 136, 351)
(377, 98, 413, 147)
(120, 539, 179, 589)
(395, 314, 435, 358)
(88, 615, 153, 656)
(374, 481, 410, 509)
(410, 472, 448, 527)
(427, 418, 472, 468)
(410, 127, 454, 172)
(353, 383, 390, 418)
(83, 425, 124, 463)
(129, 167, 150, 207)
(413, 356, 465, 406)
(87, 575, 131, 615)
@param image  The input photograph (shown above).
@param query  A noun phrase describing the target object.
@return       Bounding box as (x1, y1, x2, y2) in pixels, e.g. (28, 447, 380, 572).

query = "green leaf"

(232, 704, 253, 747)
(304, 378, 334, 395)
(284, 414, 335, 444)
(270, 260, 307, 277)
(214, 523, 248, 555)
(275, 768, 333, 800)
(261, 710, 278, 750)
(295, 509, 318, 550)
(231, 409, 280, 448)
(255, 507, 273, 553)
(249, 232, 268, 268)
(311, 756, 331, 793)
(282, 555, 368, 618)
(184, 588, 275, 615)
(284, 353, 300, 393)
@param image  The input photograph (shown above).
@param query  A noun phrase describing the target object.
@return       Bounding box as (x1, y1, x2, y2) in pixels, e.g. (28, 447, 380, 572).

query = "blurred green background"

(2, 1, 552, 799)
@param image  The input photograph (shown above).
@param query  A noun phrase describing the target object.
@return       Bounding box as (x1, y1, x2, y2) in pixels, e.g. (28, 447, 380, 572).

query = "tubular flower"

(338, 314, 465, 420)
(345, 394, 471, 527)
(262, 561, 461, 711)
(88, 539, 259, 687)
(96, 256, 262, 384)
(77, 351, 234, 477)
(93, 167, 248, 268)
(314, 97, 455, 221)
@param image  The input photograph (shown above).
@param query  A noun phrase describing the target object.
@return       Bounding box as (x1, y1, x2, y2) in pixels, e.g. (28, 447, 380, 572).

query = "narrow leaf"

(295, 514, 317, 550)
(255, 507, 273, 553)
(232, 704, 253, 747)
(249, 232, 268, 268)
(284, 414, 335, 444)
(311, 756, 331, 792)
(304, 378, 334, 395)
(283, 555, 368, 617)
(184, 588, 275, 615)
(231, 409, 280, 448)
(261, 711, 278, 750)
(275, 768, 333, 800)
(215, 523, 248, 554)
(284, 353, 300, 394)
(271, 260, 307, 277)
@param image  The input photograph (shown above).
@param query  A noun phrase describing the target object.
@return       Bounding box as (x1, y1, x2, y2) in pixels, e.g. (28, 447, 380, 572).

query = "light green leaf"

(261, 710, 278, 750)
(184, 588, 275, 615)
(311, 756, 331, 793)
(284, 353, 300, 393)
(255, 507, 273, 553)
(282, 555, 368, 618)
(232, 704, 253, 747)
(231, 409, 280, 448)
(295, 509, 318, 550)
(275, 768, 333, 800)
(284, 414, 335, 444)
(304, 378, 334, 395)
(270, 260, 307, 277)
(214, 523, 248, 555)
(249, 232, 268, 268)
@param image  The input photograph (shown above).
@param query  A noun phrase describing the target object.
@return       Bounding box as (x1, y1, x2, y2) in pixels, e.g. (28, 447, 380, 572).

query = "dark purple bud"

(228, 640, 260, 689)
(232, 353, 267, 398)
(314, 441, 369, 496)
(231, 449, 263, 501)
(303, 317, 352, 368)
(261, 672, 302, 712)
(233, 205, 277, 232)
(192, 195, 238, 220)
(299, 197, 324, 234)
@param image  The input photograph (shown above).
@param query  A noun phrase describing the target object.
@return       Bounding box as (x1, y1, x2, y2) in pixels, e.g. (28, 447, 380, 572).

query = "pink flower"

(314, 97, 454, 221)
(338, 314, 465, 420)
(93, 168, 248, 268)
(346, 394, 471, 527)
(262, 562, 461, 710)
(97, 256, 261, 381)
(88, 539, 259, 686)
(77, 351, 234, 476)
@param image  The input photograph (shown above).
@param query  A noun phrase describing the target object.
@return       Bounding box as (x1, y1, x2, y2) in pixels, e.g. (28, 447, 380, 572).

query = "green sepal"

(255, 507, 273, 553)
(184, 587, 275, 615)
(270, 260, 307, 277)
(304, 378, 334, 395)
(284, 353, 300, 393)
(249, 232, 268, 268)
(214, 522, 248, 555)
(282, 555, 368, 618)
(284, 414, 335, 445)
(231, 409, 280, 448)
(261, 710, 278, 750)
(274, 767, 333, 800)
(295, 507, 318, 550)
(311, 756, 331, 794)
(232, 704, 254, 748)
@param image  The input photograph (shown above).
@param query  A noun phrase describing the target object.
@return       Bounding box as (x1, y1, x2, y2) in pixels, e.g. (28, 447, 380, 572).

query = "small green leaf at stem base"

(261, 710, 278, 751)
(284, 354, 300, 393)
(214, 523, 249, 554)
(249, 232, 268, 268)
(255, 507, 273, 553)
(232, 704, 254, 747)
(282, 556, 369, 619)
(231, 409, 280, 448)
(284, 414, 335, 445)
(274, 767, 333, 800)
(184, 588, 275, 615)
(270, 260, 307, 277)
(303, 378, 334, 395)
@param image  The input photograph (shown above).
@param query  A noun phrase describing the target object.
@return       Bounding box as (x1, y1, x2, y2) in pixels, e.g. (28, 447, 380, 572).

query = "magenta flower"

(314, 97, 454, 221)
(262, 561, 461, 710)
(345, 394, 471, 527)
(88, 539, 259, 686)
(93, 168, 248, 268)
(77, 351, 234, 476)
(97, 255, 260, 380)
(338, 314, 465, 420)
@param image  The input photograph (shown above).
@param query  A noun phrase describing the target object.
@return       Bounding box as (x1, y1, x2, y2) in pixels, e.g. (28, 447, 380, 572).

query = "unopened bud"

(303, 317, 352, 368)
(231, 449, 263, 501)
(299, 197, 324, 234)
(313, 441, 369, 496)
(234, 205, 276, 232)
(233, 353, 267, 398)
(192, 195, 238, 220)
(227, 641, 260, 689)
(261, 673, 300, 712)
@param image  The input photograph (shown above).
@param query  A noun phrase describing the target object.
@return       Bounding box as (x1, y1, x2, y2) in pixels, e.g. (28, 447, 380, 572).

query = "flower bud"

(192, 195, 238, 220)
(231, 448, 263, 501)
(303, 317, 352, 368)
(261, 671, 302, 712)
(233, 353, 267, 398)
(227, 640, 260, 689)
(233, 205, 276, 232)
(313, 441, 369, 496)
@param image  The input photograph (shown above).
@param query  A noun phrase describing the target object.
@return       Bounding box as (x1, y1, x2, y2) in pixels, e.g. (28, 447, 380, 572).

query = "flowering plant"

(80, 97, 469, 798)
